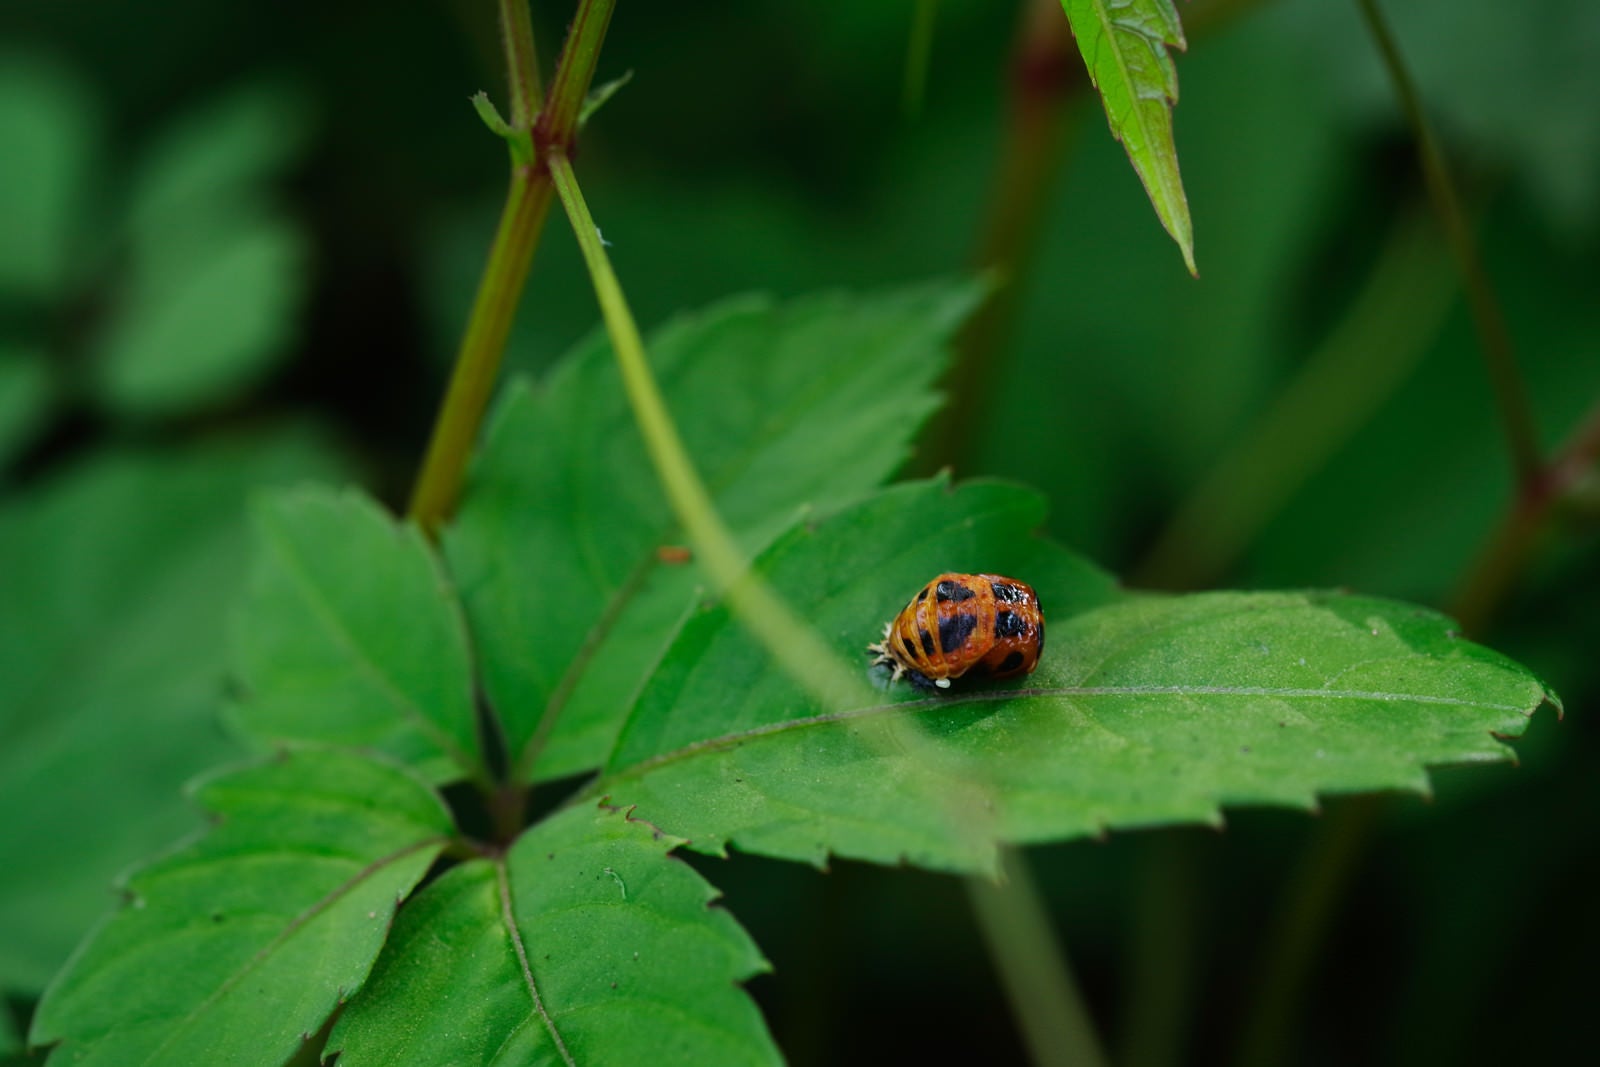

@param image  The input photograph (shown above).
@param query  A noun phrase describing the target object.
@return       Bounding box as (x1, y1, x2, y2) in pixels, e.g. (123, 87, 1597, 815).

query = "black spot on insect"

(919, 629, 936, 656)
(995, 610, 1028, 638)
(936, 579, 977, 603)
(916, 586, 929, 602)
(998, 650, 1024, 672)
(991, 582, 1025, 603)
(1036, 617, 1045, 653)
(939, 612, 979, 652)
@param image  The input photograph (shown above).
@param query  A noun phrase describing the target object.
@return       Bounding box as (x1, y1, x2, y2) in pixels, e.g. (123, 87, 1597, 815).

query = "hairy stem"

(408, 171, 553, 532)
(1354, 0, 1541, 485)
(501, 0, 542, 126)
(407, 0, 618, 535)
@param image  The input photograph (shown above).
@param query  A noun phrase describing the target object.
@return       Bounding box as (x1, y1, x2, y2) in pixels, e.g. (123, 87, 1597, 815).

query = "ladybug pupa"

(866, 573, 1044, 692)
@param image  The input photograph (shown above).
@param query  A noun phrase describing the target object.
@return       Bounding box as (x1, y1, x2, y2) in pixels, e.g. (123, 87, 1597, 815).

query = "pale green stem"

(543, 150, 867, 715)
(549, 150, 1109, 1067)
(966, 848, 1109, 1067)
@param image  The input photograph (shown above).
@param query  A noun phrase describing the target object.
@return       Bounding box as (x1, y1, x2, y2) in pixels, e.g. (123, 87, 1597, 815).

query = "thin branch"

(1355, 0, 1542, 485)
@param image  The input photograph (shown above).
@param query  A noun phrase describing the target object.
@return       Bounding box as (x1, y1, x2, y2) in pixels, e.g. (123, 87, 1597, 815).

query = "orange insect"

(866, 573, 1044, 692)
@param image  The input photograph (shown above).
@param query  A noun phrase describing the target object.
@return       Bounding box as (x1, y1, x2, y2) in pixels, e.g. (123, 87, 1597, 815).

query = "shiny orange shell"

(866, 573, 1044, 691)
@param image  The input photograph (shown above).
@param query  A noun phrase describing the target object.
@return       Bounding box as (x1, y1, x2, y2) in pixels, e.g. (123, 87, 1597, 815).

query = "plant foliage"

(1059, 0, 1196, 273)
(25, 284, 1555, 1064)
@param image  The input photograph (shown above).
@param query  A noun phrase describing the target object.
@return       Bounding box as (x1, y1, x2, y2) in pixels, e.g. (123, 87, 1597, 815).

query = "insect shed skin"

(866, 573, 1045, 692)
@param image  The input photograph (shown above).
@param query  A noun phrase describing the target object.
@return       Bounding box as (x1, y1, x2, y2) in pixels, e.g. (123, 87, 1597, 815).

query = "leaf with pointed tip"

(230, 487, 486, 785)
(587, 478, 1553, 874)
(29, 748, 452, 1067)
(445, 280, 986, 783)
(1060, 0, 1196, 274)
(329, 802, 778, 1066)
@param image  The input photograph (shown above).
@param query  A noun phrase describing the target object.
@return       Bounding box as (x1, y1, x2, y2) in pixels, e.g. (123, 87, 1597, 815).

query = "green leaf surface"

(446, 280, 985, 782)
(90, 215, 309, 417)
(0, 347, 53, 470)
(590, 479, 1552, 874)
(329, 801, 777, 1066)
(229, 487, 486, 785)
(0, 54, 97, 301)
(29, 748, 451, 1067)
(1060, 0, 1195, 273)
(0, 429, 341, 993)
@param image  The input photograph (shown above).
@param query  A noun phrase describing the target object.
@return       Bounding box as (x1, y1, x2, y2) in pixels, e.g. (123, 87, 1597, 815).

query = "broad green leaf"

(330, 802, 777, 1066)
(591, 479, 1553, 874)
(90, 216, 309, 417)
(0, 55, 97, 301)
(0, 347, 53, 470)
(229, 487, 486, 785)
(0, 428, 341, 993)
(446, 280, 985, 782)
(1060, 0, 1196, 274)
(30, 748, 452, 1067)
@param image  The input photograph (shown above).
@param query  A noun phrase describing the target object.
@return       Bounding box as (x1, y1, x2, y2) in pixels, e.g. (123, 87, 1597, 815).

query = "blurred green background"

(2, 0, 1595, 1063)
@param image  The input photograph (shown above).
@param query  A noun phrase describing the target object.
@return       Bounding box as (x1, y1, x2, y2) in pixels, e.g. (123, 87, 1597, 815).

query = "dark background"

(2, 0, 1596, 1063)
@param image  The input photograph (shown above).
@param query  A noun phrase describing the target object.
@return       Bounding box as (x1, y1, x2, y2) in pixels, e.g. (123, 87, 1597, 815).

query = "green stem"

(1116, 835, 1200, 1067)
(966, 848, 1109, 1067)
(500, 0, 543, 126)
(1355, 0, 1542, 486)
(537, 0, 616, 152)
(407, 1, 553, 534)
(408, 171, 553, 532)
(1233, 797, 1383, 1067)
(542, 151, 868, 720)
(1134, 213, 1453, 589)
(1452, 394, 1600, 633)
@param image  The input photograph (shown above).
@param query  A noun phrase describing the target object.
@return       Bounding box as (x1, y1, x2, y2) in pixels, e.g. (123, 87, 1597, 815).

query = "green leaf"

(29, 748, 452, 1066)
(0, 54, 97, 301)
(122, 79, 311, 240)
(90, 215, 309, 417)
(0, 347, 53, 470)
(578, 69, 634, 129)
(0, 429, 341, 993)
(329, 802, 777, 1066)
(589, 478, 1553, 874)
(1060, 0, 1196, 274)
(446, 280, 986, 782)
(229, 487, 486, 785)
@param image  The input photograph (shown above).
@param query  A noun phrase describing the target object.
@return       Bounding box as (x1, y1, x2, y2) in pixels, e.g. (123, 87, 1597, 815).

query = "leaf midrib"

(592, 682, 1534, 788)
(521, 321, 941, 773)
(262, 519, 478, 778)
(138, 835, 446, 1065)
